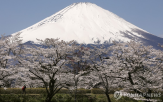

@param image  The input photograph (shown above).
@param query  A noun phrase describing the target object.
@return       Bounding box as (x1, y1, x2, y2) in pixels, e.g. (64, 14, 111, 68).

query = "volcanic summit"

(12, 2, 163, 49)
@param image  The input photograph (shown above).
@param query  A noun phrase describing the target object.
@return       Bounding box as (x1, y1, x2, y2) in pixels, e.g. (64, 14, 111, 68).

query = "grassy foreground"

(0, 88, 162, 102)
(0, 94, 143, 102)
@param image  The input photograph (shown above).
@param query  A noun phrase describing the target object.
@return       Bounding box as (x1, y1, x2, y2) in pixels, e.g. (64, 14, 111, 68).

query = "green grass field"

(0, 88, 162, 102)
(0, 94, 144, 102)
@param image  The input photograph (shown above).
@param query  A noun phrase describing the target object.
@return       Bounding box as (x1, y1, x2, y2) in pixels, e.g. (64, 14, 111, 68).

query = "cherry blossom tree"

(110, 41, 163, 101)
(86, 41, 163, 102)
(19, 38, 80, 102)
(0, 34, 23, 88)
(66, 46, 92, 102)
(88, 44, 122, 102)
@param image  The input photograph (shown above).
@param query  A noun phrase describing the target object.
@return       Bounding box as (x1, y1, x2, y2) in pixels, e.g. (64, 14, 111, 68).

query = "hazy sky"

(0, 0, 163, 38)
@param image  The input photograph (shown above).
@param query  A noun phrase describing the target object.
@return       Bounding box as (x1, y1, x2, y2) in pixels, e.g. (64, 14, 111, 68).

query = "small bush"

(0, 88, 22, 94)
(91, 88, 104, 94)
(58, 88, 69, 94)
(77, 88, 91, 94)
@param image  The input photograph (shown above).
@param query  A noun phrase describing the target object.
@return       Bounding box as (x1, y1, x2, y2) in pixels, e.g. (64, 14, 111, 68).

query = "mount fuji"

(12, 2, 163, 49)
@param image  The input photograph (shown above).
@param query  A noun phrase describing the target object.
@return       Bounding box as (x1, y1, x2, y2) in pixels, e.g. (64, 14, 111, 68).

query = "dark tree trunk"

(105, 92, 111, 102)
(74, 83, 78, 102)
(143, 89, 152, 102)
(45, 94, 53, 102)
(75, 88, 77, 102)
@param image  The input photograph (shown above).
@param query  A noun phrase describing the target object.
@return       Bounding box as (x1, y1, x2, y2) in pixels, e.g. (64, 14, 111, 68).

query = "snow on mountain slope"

(12, 2, 163, 49)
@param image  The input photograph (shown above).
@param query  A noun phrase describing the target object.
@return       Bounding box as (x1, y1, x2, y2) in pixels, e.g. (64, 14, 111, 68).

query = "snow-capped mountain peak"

(12, 2, 163, 49)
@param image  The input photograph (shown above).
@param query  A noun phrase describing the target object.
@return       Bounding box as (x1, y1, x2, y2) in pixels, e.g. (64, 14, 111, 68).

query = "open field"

(0, 94, 144, 102)
(0, 88, 162, 102)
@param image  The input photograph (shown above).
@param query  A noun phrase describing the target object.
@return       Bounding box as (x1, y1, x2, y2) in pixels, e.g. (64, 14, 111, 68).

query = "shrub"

(77, 88, 91, 94)
(58, 88, 69, 94)
(91, 88, 104, 94)
(0, 88, 22, 94)
(0, 88, 46, 94)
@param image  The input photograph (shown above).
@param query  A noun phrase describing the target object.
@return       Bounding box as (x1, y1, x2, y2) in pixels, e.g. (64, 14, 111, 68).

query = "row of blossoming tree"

(0, 34, 162, 102)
